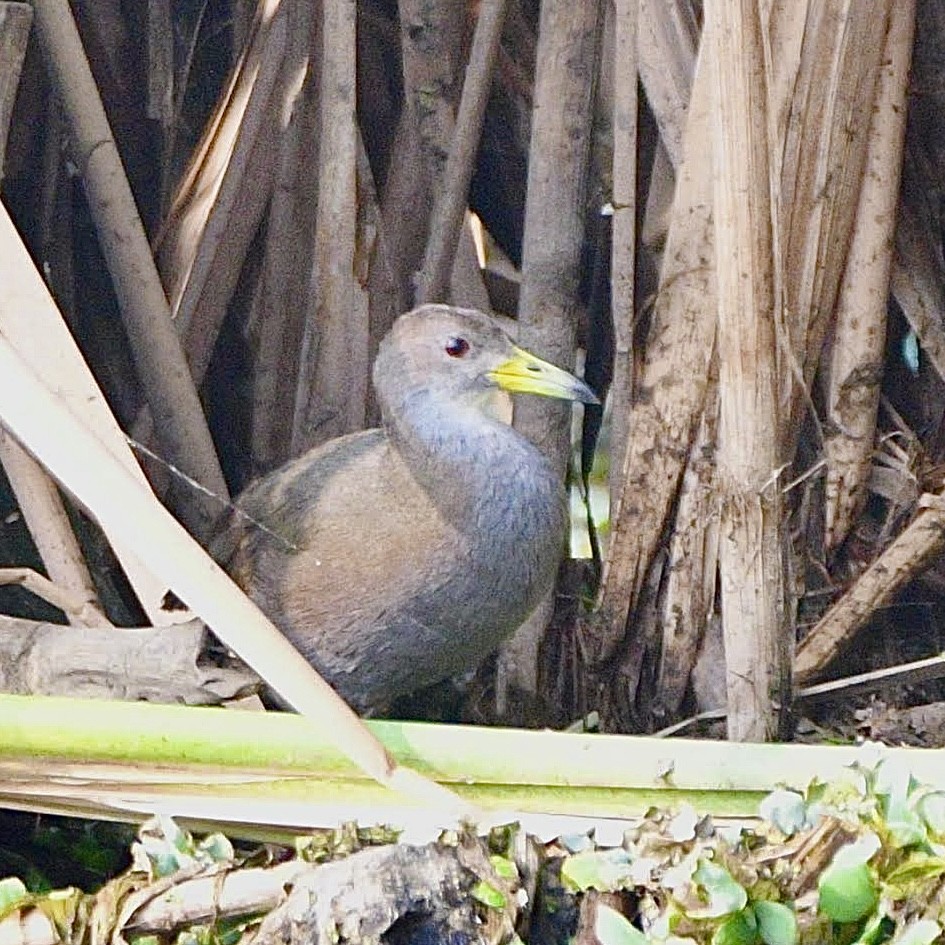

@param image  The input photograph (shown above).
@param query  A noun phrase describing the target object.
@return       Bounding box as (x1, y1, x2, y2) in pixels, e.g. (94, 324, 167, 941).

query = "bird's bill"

(488, 347, 599, 404)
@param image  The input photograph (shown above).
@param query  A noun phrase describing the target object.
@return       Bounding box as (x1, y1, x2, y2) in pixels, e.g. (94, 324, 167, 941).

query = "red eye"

(445, 337, 470, 358)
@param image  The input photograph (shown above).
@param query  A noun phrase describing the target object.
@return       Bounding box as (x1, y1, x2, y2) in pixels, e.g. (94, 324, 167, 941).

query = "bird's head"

(374, 304, 598, 418)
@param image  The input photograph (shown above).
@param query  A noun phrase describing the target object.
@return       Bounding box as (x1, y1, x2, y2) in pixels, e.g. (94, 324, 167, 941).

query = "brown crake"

(213, 304, 597, 713)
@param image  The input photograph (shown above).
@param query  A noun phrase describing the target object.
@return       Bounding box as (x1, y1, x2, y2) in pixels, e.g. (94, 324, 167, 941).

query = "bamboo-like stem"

(825, 0, 917, 550)
(707, 0, 788, 741)
(0, 3, 102, 625)
(637, 0, 698, 168)
(0, 3, 30, 184)
(502, 0, 603, 701)
(293, 0, 369, 451)
(0, 568, 106, 627)
(3, 694, 945, 833)
(415, 0, 509, 304)
(0, 340, 468, 817)
(0, 205, 174, 625)
(593, 44, 716, 664)
(795, 492, 945, 685)
(608, 0, 638, 509)
(31, 0, 228, 538)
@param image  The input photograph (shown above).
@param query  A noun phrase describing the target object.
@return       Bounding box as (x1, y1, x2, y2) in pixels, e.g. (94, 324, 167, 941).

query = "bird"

(212, 303, 598, 713)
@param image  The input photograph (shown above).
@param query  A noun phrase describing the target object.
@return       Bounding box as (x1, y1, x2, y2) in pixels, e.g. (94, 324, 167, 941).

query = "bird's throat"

(385, 389, 566, 545)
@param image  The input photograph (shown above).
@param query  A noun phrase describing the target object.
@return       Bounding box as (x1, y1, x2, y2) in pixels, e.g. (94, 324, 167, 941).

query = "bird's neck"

(384, 389, 565, 540)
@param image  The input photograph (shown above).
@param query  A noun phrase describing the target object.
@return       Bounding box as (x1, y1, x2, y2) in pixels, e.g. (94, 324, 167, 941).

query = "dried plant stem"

(796, 493, 945, 684)
(0, 568, 106, 627)
(416, 0, 509, 304)
(157, 0, 288, 387)
(0, 3, 30, 183)
(0, 2, 102, 625)
(824, 0, 915, 551)
(501, 0, 602, 703)
(637, 0, 698, 168)
(0, 442, 103, 624)
(708, 0, 788, 740)
(594, 43, 716, 663)
(31, 0, 227, 538)
(608, 0, 638, 506)
(0, 189, 172, 625)
(293, 0, 369, 451)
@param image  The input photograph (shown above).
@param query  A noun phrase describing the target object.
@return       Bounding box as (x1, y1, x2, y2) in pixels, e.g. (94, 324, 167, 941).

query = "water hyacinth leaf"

(489, 854, 518, 881)
(688, 862, 748, 919)
(752, 901, 798, 945)
(884, 851, 945, 898)
(817, 836, 879, 924)
(561, 848, 635, 892)
(759, 790, 808, 837)
(891, 919, 942, 945)
(470, 880, 506, 909)
(0, 877, 28, 916)
(711, 908, 757, 945)
(594, 904, 649, 945)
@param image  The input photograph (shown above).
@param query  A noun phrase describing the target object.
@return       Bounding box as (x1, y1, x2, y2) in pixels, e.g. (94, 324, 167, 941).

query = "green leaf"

(470, 880, 506, 910)
(489, 854, 518, 881)
(689, 862, 748, 919)
(752, 901, 797, 945)
(711, 909, 758, 945)
(0, 877, 28, 916)
(884, 851, 945, 896)
(817, 840, 879, 925)
(561, 848, 635, 892)
(594, 904, 648, 945)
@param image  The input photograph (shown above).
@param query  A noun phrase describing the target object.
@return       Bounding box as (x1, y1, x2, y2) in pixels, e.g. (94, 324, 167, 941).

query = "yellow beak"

(487, 347, 599, 404)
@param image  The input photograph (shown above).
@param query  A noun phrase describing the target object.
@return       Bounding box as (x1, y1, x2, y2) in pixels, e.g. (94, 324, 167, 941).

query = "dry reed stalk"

(594, 43, 716, 666)
(0, 438, 104, 624)
(501, 0, 603, 703)
(655, 386, 720, 715)
(708, 0, 788, 741)
(415, 0, 509, 305)
(0, 3, 102, 626)
(250, 0, 319, 471)
(824, 0, 916, 551)
(795, 492, 945, 684)
(608, 0, 638, 510)
(637, 0, 699, 168)
(0, 2, 30, 181)
(775, 3, 891, 436)
(292, 0, 369, 451)
(0, 205, 178, 625)
(31, 0, 227, 538)
(156, 0, 288, 388)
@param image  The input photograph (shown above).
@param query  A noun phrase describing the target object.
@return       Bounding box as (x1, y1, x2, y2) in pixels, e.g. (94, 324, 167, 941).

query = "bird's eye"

(445, 337, 470, 358)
